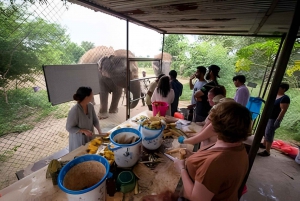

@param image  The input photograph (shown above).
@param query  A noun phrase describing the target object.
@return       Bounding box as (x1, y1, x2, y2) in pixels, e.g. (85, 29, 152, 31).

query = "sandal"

(257, 150, 270, 157)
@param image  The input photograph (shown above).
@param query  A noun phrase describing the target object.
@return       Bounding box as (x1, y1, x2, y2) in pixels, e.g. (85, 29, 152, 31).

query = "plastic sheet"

(0, 175, 62, 201)
(240, 184, 279, 201)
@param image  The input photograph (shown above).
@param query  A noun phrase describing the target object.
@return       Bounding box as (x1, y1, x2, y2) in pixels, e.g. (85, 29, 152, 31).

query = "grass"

(180, 83, 192, 101)
(0, 88, 69, 136)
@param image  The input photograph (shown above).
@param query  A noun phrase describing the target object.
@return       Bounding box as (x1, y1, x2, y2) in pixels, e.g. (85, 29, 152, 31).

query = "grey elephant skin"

(152, 52, 172, 76)
(78, 46, 140, 119)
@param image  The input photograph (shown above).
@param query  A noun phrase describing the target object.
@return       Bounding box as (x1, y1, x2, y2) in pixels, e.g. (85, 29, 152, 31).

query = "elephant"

(152, 52, 172, 76)
(78, 46, 140, 119)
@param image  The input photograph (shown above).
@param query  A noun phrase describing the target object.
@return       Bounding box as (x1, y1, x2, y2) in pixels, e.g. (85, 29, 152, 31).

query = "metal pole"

(160, 34, 165, 72)
(126, 20, 130, 120)
(239, 0, 300, 197)
(261, 34, 286, 99)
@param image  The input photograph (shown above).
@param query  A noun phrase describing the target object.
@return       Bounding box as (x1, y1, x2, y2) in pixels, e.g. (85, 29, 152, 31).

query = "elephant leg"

(99, 82, 109, 119)
(109, 87, 122, 113)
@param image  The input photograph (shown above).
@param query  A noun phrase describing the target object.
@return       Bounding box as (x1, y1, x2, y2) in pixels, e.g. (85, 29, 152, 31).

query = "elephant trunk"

(129, 80, 140, 109)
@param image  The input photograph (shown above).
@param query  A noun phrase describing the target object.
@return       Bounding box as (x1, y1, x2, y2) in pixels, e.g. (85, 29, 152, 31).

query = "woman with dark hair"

(174, 101, 251, 201)
(66, 86, 102, 152)
(151, 76, 175, 116)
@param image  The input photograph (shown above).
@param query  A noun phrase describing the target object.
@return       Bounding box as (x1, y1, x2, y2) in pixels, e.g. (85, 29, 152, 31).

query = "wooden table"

(0, 111, 202, 201)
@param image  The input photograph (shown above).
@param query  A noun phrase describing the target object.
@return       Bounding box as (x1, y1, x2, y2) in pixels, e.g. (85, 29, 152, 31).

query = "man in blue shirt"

(169, 70, 183, 116)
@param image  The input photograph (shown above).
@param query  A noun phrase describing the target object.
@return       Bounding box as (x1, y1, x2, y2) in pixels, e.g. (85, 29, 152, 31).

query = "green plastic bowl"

(117, 171, 136, 193)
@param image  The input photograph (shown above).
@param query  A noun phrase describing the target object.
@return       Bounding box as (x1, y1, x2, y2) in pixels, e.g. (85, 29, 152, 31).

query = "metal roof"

(69, 0, 300, 36)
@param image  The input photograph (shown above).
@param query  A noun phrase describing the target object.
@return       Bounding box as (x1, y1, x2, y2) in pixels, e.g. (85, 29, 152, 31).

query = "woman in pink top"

(151, 76, 175, 116)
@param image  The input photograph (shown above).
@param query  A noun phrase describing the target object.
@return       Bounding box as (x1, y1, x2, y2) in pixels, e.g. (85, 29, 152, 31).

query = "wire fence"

(0, 0, 161, 190)
(0, 0, 75, 189)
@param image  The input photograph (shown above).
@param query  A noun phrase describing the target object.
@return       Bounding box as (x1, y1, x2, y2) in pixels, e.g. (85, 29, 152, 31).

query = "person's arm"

(170, 89, 175, 103)
(277, 103, 289, 120)
(151, 88, 157, 103)
(189, 74, 196, 90)
(194, 90, 204, 100)
(174, 159, 214, 201)
(91, 104, 101, 134)
(147, 82, 155, 97)
(180, 83, 183, 96)
(184, 123, 216, 145)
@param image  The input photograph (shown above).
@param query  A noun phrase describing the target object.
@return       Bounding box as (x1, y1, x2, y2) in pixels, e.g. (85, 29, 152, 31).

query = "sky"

(57, 1, 163, 57)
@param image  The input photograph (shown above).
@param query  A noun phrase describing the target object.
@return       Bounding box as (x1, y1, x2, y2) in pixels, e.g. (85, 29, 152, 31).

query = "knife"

(164, 153, 177, 161)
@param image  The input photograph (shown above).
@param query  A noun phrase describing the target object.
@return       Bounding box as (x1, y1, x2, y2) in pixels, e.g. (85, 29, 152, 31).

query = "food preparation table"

(0, 111, 203, 201)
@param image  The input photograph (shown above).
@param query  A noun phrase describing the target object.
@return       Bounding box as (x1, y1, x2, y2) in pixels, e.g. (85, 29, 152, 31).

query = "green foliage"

(0, 2, 85, 102)
(0, 88, 69, 136)
(163, 35, 190, 73)
(179, 83, 192, 101)
(235, 39, 281, 81)
(81, 41, 95, 52)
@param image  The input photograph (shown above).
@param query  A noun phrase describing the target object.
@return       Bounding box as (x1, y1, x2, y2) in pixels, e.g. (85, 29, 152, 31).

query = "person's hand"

(81, 129, 93, 137)
(174, 158, 186, 173)
(178, 136, 185, 144)
(274, 119, 281, 129)
(190, 74, 196, 80)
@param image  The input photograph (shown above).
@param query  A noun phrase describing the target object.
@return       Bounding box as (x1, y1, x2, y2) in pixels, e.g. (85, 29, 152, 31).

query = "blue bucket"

(108, 128, 142, 167)
(246, 97, 264, 120)
(58, 155, 111, 200)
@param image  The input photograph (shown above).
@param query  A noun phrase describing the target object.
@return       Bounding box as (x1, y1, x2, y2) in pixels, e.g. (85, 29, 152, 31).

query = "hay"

(63, 161, 106, 191)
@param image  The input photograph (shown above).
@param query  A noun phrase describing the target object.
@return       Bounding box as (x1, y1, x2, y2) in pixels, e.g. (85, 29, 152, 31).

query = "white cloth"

(151, 88, 175, 116)
(191, 80, 207, 105)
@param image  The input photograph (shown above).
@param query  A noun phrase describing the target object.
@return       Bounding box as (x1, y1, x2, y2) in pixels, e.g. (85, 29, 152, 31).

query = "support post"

(160, 34, 165, 73)
(261, 34, 286, 99)
(126, 20, 130, 120)
(239, 0, 300, 197)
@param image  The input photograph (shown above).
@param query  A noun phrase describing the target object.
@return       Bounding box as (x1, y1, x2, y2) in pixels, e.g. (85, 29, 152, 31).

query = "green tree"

(0, 3, 83, 102)
(81, 41, 95, 52)
(235, 39, 280, 82)
(163, 34, 190, 74)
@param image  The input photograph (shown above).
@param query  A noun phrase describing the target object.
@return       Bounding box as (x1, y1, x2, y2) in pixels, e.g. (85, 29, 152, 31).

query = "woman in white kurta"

(151, 76, 175, 116)
(66, 87, 102, 152)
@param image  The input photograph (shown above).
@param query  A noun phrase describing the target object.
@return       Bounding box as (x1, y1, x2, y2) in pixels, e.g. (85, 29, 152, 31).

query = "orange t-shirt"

(186, 145, 248, 201)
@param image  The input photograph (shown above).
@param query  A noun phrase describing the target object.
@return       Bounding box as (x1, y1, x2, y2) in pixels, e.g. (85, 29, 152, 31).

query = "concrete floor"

(242, 149, 300, 201)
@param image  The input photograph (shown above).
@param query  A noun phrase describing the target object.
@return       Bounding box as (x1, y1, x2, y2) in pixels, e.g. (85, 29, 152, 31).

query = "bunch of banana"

(163, 128, 187, 139)
(102, 147, 114, 165)
(86, 138, 102, 154)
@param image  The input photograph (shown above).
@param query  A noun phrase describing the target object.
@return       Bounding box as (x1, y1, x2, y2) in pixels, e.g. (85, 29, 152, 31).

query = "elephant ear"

(99, 56, 114, 78)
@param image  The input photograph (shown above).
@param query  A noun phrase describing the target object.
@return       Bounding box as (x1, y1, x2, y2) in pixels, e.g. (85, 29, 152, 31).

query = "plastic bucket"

(246, 97, 264, 120)
(58, 155, 111, 201)
(152, 101, 169, 116)
(108, 128, 142, 168)
(139, 125, 165, 150)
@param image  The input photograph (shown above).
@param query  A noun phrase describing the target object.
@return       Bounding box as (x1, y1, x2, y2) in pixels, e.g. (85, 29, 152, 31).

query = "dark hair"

(73, 86, 92, 102)
(209, 101, 252, 143)
(233, 75, 246, 84)
(209, 85, 226, 97)
(196, 66, 207, 74)
(156, 74, 165, 82)
(157, 76, 171, 98)
(169, 70, 177, 79)
(208, 65, 220, 78)
(279, 82, 289, 91)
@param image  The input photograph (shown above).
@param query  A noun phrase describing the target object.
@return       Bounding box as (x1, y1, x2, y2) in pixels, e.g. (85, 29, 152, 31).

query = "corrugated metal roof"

(69, 0, 299, 36)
